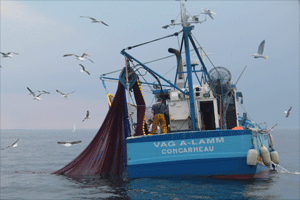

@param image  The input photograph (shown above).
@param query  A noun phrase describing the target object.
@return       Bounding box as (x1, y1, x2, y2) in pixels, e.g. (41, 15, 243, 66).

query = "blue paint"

(183, 26, 196, 131)
(126, 128, 270, 178)
(119, 66, 138, 90)
(120, 50, 187, 95)
(128, 157, 268, 178)
(188, 34, 209, 83)
(127, 129, 251, 143)
(123, 86, 129, 172)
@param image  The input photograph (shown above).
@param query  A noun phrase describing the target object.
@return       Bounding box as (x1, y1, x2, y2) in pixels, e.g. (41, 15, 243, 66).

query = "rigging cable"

(191, 33, 226, 83)
(126, 31, 182, 50)
(129, 60, 156, 107)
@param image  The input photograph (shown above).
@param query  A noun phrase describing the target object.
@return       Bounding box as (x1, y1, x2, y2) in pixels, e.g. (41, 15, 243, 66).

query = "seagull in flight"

(79, 64, 90, 75)
(27, 87, 46, 101)
(284, 107, 292, 118)
(63, 53, 94, 63)
(56, 90, 75, 100)
(252, 40, 268, 59)
(2, 139, 19, 150)
(57, 141, 81, 147)
(0, 52, 19, 58)
(36, 90, 50, 94)
(30, 90, 50, 95)
(80, 16, 109, 26)
(200, 8, 216, 19)
(82, 110, 91, 122)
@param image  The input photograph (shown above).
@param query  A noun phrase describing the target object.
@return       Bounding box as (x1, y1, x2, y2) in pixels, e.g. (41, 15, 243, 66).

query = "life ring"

(107, 93, 114, 107)
(150, 114, 168, 135)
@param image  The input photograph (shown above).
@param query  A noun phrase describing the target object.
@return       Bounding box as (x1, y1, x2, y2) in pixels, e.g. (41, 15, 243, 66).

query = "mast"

(180, 0, 197, 131)
(125, 56, 134, 135)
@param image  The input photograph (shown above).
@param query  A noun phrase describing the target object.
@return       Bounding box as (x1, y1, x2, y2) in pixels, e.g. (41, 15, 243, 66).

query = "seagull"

(80, 16, 109, 26)
(57, 141, 81, 147)
(30, 90, 50, 95)
(37, 90, 50, 94)
(27, 87, 46, 101)
(2, 139, 19, 150)
(56, 90, 75, 100)
(200, 8, 216, 19)
(267, 123, 277, 132)
(82, 110, 91, 122)
(284, 107, 292, 118)
(79, 64, 90, 75)
(0, 52, 19, 58)
(63, 53, 94, 63)
(252, 40, 268, 59)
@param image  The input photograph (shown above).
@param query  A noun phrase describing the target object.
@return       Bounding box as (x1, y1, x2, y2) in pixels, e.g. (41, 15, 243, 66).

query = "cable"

(126, 31, 182, 50)
(191, 33, 226, 83)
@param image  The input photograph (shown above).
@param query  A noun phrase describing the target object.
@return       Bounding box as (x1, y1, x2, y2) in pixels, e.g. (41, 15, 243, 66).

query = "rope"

(191, 33, 226, 83)
(126, 31, 182, 50)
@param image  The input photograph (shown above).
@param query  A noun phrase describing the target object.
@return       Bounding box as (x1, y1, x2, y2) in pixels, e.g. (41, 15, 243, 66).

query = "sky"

(1, 0, 299, 130)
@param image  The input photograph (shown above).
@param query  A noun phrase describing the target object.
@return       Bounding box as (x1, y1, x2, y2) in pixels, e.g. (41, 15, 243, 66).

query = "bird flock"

(1, 15, 108, 140)
(27, 87, 90, 123)
(1, 138, 83, 150)
(0, 12, 293, 150)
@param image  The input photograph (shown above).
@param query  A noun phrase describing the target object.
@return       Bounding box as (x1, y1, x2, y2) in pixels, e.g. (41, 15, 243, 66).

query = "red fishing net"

(52, 80, 146, 176)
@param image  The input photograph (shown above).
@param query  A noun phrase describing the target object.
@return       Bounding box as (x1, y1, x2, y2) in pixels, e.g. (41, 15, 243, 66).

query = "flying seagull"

(200, 8, 216, 19)
(284, 107, 292, 118)
(57, 141, 81, 147)
(252, 40, 268, 59)
(79, 64, 90, 75)
(80, 16, 109, 26)
(0, 52, 19, 58)
(56, 90, 75, 100)
(82, 110, 91, 122)
(2, 139, 19, 150)
(27, 87, 46, 101)
(63, 53, 94, 63)
(267, 123, 277, 132)
(36, 90, 50, 94)
(30, 90, 50, 95)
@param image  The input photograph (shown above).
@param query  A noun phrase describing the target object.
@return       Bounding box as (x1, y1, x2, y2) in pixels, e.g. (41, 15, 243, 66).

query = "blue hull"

(126, 130, 269, 178)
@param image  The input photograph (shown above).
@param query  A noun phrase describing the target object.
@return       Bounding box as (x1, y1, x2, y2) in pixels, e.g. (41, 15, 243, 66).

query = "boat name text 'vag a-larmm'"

(153, 137, 225, 155)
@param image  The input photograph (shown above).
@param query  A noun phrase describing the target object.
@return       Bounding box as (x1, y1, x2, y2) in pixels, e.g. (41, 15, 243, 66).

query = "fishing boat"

(53, 0, 279, 179)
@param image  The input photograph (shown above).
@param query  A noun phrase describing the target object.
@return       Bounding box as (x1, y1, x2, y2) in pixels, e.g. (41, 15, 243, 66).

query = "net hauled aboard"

(52, 72, 146, 176)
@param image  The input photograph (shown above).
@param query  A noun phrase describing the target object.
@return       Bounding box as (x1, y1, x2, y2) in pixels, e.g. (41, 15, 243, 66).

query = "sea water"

(1, 128, 299, 199)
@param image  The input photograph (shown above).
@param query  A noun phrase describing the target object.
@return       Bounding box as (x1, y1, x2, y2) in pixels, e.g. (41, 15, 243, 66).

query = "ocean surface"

(1, 128, 299, 200)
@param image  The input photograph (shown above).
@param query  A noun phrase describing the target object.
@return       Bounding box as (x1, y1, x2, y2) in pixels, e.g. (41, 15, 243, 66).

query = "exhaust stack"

(168, 48, 185, 88)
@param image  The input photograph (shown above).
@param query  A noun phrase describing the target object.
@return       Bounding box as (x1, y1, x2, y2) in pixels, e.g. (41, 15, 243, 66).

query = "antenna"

(162, 0, 210, 29)
(235, 65, 247, 86)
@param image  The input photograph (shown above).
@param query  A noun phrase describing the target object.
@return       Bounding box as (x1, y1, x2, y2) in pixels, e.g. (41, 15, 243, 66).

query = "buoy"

(259, 144, 272, 167)
(247, 148, 258, 166)
(268, 133, 274, 147)
(270, 150, 280, 164)
(232, 126, 244, 130)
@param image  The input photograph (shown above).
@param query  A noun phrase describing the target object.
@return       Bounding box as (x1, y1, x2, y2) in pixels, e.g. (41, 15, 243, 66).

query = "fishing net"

(52, 79, 146, 176)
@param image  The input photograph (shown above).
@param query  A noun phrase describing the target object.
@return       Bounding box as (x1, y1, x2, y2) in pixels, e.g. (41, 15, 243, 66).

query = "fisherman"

(148, 119, 161, 134)
(151, 98, 167, 116)
(151, 98, 168, 134)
